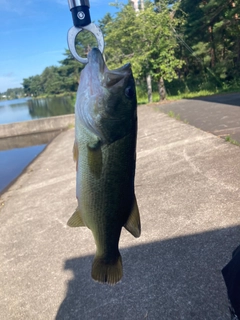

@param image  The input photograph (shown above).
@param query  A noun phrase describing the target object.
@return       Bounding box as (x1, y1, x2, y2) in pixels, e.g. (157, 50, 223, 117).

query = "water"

(0, 96, 74, 124)
(0, 145, 46, 194)
(0, 96, 74, 195)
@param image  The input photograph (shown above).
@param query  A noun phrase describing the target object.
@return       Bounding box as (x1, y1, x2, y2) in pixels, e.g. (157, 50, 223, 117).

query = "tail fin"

(91, 254, 123, 285)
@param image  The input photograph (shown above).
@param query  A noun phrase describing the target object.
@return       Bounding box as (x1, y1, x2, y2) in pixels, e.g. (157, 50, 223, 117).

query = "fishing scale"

(67, 0, 105, 64)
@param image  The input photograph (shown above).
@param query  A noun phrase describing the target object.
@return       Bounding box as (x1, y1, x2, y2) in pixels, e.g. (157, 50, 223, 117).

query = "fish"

(67, 47, 141, 285)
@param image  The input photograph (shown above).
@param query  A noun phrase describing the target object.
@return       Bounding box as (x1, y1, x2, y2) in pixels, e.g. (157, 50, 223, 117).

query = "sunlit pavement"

(1, 101, 240, 319)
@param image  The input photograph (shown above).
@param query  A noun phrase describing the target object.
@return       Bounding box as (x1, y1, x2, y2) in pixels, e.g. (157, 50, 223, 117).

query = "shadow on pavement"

(190, 93, 240, 107)
(56, 226, 239, 320)
(157, 92, 240, 142)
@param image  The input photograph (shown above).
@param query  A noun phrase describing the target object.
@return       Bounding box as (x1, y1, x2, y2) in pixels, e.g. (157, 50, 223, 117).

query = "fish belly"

(76, 122, 137, 284)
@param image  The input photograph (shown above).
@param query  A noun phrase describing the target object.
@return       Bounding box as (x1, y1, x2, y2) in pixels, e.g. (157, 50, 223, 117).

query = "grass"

(166, 110, 189, 124)
(136, 84, 240, 105)
(225, 135, 240, 146)
(166, 89, 218, 101)
(137, 90, 218, 105)
(168, 110, 181, 120)
(33, 92, 76, 100)
(68, 123, 75, 129)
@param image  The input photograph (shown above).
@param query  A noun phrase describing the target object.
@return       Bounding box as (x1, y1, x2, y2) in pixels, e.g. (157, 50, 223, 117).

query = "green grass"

(168, 110, 181, 120)
(67, 123, 75, 129)
(137, 89, 218, 104)
(225, 135, 240, 146)
(166, 89, 218, 100)
(166, 110, 189, 124)
(34, 92, 76, 100)
(136, 85, 240, 105)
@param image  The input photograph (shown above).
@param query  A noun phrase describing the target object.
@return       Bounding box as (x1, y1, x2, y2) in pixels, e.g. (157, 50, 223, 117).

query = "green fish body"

(68, 48, 141, 285)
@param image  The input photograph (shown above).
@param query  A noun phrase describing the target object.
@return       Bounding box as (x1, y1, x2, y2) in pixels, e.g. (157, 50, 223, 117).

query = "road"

(157, 92, 240, 142)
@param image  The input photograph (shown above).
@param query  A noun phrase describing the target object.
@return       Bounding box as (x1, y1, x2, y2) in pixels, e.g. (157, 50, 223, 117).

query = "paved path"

(158, 92, 240, 142)
(1, 103, 240, 319)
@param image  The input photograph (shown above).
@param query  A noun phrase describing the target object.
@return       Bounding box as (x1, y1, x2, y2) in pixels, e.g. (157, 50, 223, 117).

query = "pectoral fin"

(67, 207, 85, 227)
(87, 139, 102, 179)
(73, 140, 79, 171)
(124, 196, 141, 238)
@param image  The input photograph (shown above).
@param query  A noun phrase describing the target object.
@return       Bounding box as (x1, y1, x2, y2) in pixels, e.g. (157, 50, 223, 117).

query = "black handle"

(68, 0, 91, 28)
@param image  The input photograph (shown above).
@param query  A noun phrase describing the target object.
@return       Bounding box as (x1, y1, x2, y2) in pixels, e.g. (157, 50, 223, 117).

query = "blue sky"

(0, 0, 126, 93)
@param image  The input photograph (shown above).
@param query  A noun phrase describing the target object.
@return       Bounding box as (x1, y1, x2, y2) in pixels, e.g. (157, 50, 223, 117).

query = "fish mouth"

(87, 48, 105, 75)
(87, 48, 132, 87)
(80, 48, 135, 143)
(103, 62, 132, 88)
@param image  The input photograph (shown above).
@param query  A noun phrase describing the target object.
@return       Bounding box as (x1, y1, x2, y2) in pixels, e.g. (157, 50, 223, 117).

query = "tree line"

(0, 87, 24, 100)
(21, 0, 239, 101)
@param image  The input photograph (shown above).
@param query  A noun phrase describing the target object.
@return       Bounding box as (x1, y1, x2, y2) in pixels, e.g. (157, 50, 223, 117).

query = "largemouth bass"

(67, 48, 141, 285)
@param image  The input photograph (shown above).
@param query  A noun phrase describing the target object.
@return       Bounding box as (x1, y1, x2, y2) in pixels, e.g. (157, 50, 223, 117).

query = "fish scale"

(67, 48, 141, 285)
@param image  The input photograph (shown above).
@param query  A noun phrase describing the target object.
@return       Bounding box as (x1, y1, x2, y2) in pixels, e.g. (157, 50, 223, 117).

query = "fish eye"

(125, 86, 135, 99)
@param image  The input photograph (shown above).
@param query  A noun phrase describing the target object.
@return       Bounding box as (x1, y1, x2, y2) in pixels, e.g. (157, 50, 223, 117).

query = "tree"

(104, 1, 183, 101)
(175, 0, 240, 86)
(22, 75, 42, 96)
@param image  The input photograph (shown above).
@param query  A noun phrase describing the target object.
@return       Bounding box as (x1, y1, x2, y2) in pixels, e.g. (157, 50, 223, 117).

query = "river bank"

(0, 114, 74, 138)
(0, 96, 75, 195)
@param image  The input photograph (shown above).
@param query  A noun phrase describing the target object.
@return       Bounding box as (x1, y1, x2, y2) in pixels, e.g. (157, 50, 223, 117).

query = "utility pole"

(131, 0, 139, 12)
(130, 0, 144, 12)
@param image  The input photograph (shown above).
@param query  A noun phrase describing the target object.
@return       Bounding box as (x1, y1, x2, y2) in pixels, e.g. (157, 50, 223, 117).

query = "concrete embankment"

(0, 131, 60, 150)
(0, 114, 75, 139)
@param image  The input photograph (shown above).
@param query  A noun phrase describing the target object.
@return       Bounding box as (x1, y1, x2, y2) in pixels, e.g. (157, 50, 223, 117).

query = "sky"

(0, 0, 127, 93)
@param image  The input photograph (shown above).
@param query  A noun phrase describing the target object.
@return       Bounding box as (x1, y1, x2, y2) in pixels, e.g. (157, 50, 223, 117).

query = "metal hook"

(67, 24, 104, 64)
(67, 0, 104, 64)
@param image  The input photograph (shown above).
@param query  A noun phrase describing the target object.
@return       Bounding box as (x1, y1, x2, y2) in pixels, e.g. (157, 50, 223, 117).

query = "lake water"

(0, 96, 74, 195)
(0, 96, 74, 124)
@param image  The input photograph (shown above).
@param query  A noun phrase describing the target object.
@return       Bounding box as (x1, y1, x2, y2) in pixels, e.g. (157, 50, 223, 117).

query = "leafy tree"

(40, 66, 63, 95)
(0, 87, 24, 99)
(22, 75, 42, 96)
(98, 13, 113, 38)
(104, 1, 183, 101)
(175, 0, 240, 87)
(15, 0, 240, 99)
(59, 49, 83, 92)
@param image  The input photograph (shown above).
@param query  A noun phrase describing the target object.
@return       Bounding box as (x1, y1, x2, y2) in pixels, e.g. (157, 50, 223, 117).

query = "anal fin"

(67, 207, 85, 227)
(124, 195, 141, 238)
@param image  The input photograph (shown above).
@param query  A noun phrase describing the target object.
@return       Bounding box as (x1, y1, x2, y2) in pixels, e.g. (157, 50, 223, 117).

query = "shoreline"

(0, 114, 74, 139)
(0, 114, 75, 196)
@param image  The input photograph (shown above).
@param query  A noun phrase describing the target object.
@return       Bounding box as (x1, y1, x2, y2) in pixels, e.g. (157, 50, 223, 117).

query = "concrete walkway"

(158, 92, 240, 142)
(1, 103, 240, 319)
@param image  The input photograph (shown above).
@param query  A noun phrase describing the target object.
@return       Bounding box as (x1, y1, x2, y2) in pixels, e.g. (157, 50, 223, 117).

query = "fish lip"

(87, 47, 105, 75)
(102, 63, 132, 88)
(87, 48, 132, 87)
(112, 63, 131, 73)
